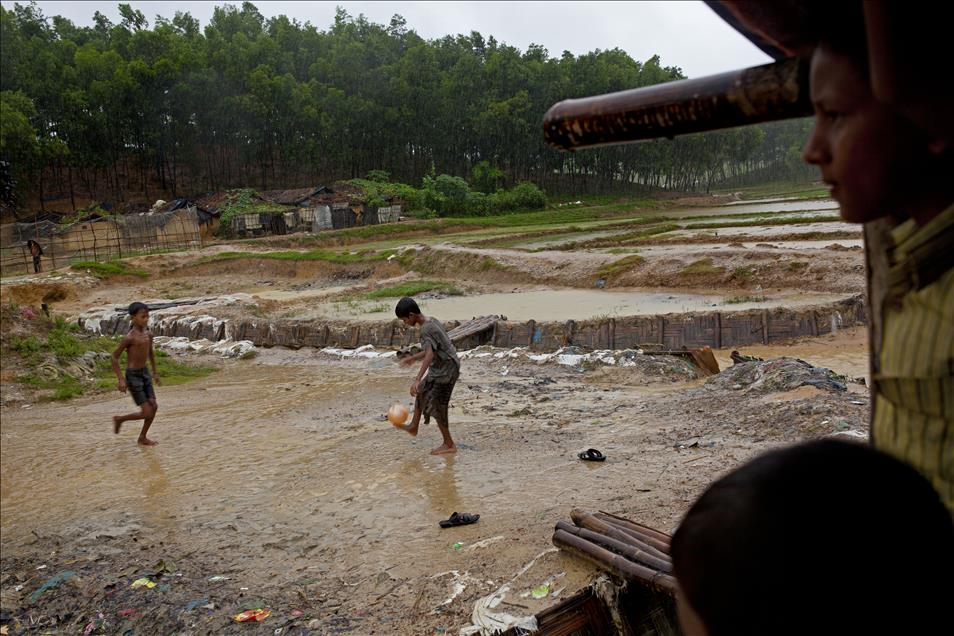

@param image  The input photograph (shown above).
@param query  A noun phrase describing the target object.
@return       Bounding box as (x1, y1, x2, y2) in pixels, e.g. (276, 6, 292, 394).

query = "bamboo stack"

(552, 509, 677, 596)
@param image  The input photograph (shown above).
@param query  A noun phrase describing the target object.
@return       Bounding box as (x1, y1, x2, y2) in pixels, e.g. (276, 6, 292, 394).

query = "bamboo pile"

(552, 509, 677, 596)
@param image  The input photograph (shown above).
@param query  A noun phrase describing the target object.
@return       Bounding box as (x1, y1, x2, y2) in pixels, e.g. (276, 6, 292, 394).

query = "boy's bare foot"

(138, 437, 158, 446)
(430, 444, 457, 455)
(394, 422, 419, 437)
(113, 416, 122, 434)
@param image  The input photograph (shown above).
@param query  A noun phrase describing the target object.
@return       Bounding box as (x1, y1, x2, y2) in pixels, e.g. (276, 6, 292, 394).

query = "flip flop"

(578, 448, 606, 462)
(439, 512, 480, 528)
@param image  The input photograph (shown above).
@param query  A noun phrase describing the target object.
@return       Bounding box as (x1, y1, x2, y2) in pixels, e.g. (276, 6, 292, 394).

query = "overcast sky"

(5, 1, 772, 78)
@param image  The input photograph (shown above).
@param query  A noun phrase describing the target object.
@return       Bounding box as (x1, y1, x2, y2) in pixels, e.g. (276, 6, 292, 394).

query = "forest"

(0, 1, 816, 208)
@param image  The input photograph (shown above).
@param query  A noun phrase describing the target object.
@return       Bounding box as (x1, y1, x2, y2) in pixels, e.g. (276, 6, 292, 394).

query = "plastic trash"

(233, 609, 271, 622)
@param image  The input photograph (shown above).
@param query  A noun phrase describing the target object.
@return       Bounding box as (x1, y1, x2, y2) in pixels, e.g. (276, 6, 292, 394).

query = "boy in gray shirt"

(394, 297, 460, 455)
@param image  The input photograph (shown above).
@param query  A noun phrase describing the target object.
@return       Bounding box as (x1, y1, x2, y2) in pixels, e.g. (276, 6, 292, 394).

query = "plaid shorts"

(416, 368, 459, 427)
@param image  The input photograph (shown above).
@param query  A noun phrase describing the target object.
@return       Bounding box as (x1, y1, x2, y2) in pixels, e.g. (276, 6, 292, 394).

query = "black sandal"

(439, 512, 480, 528)
(578, 448, 606, 462)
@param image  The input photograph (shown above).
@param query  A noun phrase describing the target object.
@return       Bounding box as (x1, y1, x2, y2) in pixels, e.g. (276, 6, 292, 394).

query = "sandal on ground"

(578, 448, 606, 462)
(439, 512, 480, 528)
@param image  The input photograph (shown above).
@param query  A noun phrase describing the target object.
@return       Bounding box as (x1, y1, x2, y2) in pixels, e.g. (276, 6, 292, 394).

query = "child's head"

(802, 34, 952, 224)
(128, 301, 149, 326)
(395, 296, 421, 326)
(671, 439, 953, 636)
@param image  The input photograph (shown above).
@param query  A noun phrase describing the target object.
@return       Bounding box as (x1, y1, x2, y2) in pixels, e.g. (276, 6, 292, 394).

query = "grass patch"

(679, 258, 726, 276)
(607, 247, 641, 254)
(478, 256, 504, 271)
(787, 261, 810, 272)
(711, 181, 830, 201)
(364, 280, 462, 299)
(724, 295, 765, 305)
(7, 318, 217, 401)
(598, 255, 646, 278)
(93, 350, 216, 390)
(205, 248, 395, 265)
(71, 260, 149, 279)
(730, 265, 758, 282)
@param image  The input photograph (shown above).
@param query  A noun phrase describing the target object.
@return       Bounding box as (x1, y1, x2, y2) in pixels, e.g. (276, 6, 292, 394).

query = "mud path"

(1, 330, 870, 634)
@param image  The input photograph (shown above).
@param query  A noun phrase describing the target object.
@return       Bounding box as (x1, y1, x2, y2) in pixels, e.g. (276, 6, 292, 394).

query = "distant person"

(671, 439, 954, 636)
(801, 32, 954, 510)
(27, 239, 43, 273)
(393, 296, 461, 455)
(110, 302, 161, 446)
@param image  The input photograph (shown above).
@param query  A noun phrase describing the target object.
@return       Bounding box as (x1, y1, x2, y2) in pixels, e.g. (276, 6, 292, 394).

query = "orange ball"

(388, 403, 409, 426)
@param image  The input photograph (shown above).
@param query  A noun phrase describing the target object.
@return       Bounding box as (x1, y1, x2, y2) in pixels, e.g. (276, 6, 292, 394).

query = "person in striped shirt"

(802, 33, 954, 512)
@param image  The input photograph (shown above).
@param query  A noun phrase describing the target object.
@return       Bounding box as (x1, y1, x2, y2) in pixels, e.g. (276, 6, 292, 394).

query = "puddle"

(668, 221, 856, 239)
(295, 289, 851, 322)
(624, 238, 864, 257)
(520, 230, 628, 250)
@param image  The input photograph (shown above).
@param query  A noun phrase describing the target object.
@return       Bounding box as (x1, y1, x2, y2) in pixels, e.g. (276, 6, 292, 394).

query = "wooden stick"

(571, 510, 671, 562)
(555, 521, 671, 572)
(552, 530, 677, 596)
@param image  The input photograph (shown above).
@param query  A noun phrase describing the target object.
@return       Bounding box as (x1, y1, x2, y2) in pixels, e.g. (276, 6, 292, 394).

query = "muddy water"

(0, 355, 657, 627)
(714, 326, 871, 386)
(625, 239, 864, 257)
(518, 230, 627, 250)
(668, 221, 857, 240)
(303, 289, 850, 322)
(1, 329, 871, 631)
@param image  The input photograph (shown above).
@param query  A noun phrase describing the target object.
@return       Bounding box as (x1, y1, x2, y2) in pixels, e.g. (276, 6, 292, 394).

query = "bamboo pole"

(543, 57, 811, 151)
(552, 530, 677, 595)
(555, 521, 671, 572)
(571, 510, 671, 562)
(590, 515, 672, 556)
(594, 511, 672, 551)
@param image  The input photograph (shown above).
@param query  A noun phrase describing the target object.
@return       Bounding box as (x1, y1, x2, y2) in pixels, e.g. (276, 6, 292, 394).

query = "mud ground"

(1, 195, 873, 634)
(1, 328, 869, 635)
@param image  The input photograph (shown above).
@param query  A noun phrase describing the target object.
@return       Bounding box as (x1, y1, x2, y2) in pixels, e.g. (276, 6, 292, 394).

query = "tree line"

(0, 1, 816, 210)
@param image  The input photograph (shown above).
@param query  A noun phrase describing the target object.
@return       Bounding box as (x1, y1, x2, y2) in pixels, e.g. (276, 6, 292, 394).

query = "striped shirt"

(873, 202, 954, 513)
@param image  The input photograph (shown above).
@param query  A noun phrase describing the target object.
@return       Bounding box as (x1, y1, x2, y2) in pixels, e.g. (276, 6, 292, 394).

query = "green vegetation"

(71, 260, 149, 279)
(92, 350, 216, 390)
(3, 3, 817, 209)
(723, 295, 765, 305)
(730, 265, 758, 283)
(204, 248, 396, 265)
(713, 182, 830, 201)
(598, 255, 646, 278)
(364, 280, 462, 299)
(478, 256, 505, 271)
(680, 258, 726, 276)
(601, 222, 680, 246)
(5, 315, 216, 401)
(218, 189, 289, 236)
